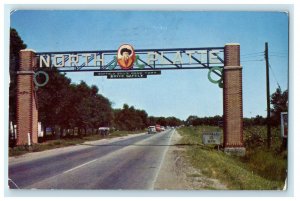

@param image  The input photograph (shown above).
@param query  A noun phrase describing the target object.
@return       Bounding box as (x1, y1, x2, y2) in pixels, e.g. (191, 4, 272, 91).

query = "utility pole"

(265, 42, 271, 148)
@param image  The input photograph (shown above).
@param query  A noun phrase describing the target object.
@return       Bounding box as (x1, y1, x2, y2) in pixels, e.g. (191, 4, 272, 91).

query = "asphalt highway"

(9, 129, 175, 189)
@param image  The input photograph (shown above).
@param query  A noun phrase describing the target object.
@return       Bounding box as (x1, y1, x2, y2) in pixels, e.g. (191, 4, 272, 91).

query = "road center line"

(63, 159, 98, 174)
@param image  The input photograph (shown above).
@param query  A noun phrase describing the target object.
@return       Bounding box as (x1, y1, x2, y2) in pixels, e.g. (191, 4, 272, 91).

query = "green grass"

(9, 130, 145, 157)
(9, 138, 85, 157)
(177, 126, 286, 190)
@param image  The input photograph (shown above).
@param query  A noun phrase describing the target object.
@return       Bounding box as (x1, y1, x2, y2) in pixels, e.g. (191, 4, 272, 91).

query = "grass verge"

(9, 130, 145, 157)
(177, 126, 286, 190)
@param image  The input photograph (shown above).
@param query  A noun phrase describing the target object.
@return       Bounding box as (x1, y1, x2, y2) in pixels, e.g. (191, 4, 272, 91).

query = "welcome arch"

(16, 43, 245, 155)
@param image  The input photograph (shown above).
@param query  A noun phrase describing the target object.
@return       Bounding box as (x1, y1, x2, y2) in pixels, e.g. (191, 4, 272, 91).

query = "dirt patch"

(154, 130, 227, 190)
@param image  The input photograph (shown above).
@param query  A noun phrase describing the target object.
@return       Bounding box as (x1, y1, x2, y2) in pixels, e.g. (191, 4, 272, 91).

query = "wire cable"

(241, 59, 264, 62)
(241, 51, 264, 56)
(268, 62, 281, 89)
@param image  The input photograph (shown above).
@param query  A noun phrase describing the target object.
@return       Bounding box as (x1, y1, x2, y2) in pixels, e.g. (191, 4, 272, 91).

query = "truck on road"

(155, 125, 161, 132)
(148, 126, 156, 134)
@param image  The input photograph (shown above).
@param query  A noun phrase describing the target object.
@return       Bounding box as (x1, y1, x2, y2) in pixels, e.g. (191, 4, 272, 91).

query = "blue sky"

(10, 10, 289, 120)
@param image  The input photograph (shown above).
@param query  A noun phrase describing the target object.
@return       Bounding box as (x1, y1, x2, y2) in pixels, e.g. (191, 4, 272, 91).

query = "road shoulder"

(154, 130, 227, 190)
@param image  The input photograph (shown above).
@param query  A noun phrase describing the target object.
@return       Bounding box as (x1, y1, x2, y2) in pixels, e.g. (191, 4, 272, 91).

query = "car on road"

(148, 126, 156, 134)
(99, 127, 110, 136)
(160, 126, 165, 131)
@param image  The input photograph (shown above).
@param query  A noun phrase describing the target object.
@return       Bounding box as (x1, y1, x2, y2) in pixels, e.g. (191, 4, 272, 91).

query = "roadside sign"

(202, 132, 221, 145)
(46, 127, 52, 132)
(94, 70, 161, 79)
(108, 73, 146, 79)
(280, 112, 288, 138)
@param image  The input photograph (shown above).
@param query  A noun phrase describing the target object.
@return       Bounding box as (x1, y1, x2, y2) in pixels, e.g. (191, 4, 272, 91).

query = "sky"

(10, 10, 289, 120)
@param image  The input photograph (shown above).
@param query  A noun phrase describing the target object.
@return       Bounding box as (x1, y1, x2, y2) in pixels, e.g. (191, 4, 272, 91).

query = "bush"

(242, 126, 287, 182)
(241, 148, 287, 181)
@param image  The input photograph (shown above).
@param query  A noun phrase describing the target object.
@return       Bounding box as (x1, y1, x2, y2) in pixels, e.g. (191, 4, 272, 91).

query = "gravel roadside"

(154, 130, 227, 190)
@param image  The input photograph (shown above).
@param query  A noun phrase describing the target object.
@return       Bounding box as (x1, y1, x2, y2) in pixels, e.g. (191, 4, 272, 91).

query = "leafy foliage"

(148, 116, 183, 127)
(37, 74, 113, 137)
(9, 28, 27, 124)
(270, 87, 288, 126)
(113, 104, 148, 131)
(185, 115, 223, 126)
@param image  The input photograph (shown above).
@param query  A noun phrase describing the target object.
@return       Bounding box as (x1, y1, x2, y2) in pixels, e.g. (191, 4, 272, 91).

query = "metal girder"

(35, 47, 224, 72)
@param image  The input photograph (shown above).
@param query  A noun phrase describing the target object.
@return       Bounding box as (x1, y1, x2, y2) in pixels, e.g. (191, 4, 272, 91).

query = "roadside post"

(27, 133, 31, 146)
(14, 125, 17, 140)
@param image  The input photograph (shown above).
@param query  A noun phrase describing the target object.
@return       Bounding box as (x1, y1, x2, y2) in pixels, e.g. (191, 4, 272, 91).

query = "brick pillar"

(223, 44, 245, 156)
(16, 49, 38, 146)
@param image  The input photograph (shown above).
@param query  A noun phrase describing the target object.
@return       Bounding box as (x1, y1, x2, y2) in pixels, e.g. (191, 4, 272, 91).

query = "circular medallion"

(117, 44, 136, 70)
(207, 66, 224, 88)
(33, 71, 49, 87)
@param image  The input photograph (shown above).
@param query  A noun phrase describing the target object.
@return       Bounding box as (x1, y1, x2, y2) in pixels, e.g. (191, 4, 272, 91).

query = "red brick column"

(223, 44, 245, 156)
(16, 49, 38, 146)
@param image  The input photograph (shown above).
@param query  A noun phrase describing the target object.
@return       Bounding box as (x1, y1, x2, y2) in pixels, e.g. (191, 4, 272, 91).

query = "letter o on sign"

(33, 71, 49, 87)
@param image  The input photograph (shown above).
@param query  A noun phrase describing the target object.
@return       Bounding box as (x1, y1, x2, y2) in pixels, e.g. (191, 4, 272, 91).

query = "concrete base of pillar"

(224, 147, 246, 156)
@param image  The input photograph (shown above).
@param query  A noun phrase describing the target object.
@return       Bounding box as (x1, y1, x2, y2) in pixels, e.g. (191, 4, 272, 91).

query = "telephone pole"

(265, 42, 271, 148)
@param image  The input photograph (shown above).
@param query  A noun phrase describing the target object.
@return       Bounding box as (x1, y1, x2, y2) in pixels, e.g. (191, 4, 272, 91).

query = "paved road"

(9, 129, 175, 189)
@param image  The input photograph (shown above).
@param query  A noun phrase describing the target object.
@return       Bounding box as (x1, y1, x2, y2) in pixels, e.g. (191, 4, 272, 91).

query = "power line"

(241, 51, 264, 56)
(241, 52, 264, 61)
(241, 54, 264, 59)
(268, 62, 281, 89)
(269, 51, 288, 55)
(241, 59, 264, 62)
(269, 54, 288, 58)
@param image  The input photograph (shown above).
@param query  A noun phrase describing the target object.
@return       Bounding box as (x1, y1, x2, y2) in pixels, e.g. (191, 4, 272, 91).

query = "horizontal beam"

(44, 66, 218, 73)
(36, 47, 224, 55)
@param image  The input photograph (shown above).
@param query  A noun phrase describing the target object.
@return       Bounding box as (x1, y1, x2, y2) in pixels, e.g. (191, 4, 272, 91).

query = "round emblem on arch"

(208, 66, 224, 88)
(117, 44, 136, 70)
(33, 71, 49, 88)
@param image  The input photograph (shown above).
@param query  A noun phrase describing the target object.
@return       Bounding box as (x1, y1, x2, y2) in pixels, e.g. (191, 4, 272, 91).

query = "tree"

(38, 77, 114, 138)
(253, 115, 266, 125)
(148, 116, 157, 126)
(270, 87, 288, 126)
(9, 28, 27, 124)
(113, 104, 149, 131)
(166, 117, 182, 127)
(76, 84, 113, 135)
(185, 115, 222, 126)
(186, 115, 198, 126)
(157, 117, 167, 127)
(37, 70, 73, 137)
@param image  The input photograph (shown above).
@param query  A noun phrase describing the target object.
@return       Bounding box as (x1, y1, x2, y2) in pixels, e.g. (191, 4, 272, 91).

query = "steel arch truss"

(36, 47, 224, 72)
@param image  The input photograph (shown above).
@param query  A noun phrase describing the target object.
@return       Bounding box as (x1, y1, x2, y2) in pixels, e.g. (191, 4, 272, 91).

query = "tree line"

(185, 115, 269, 127)
(185, 86, 288, 128)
